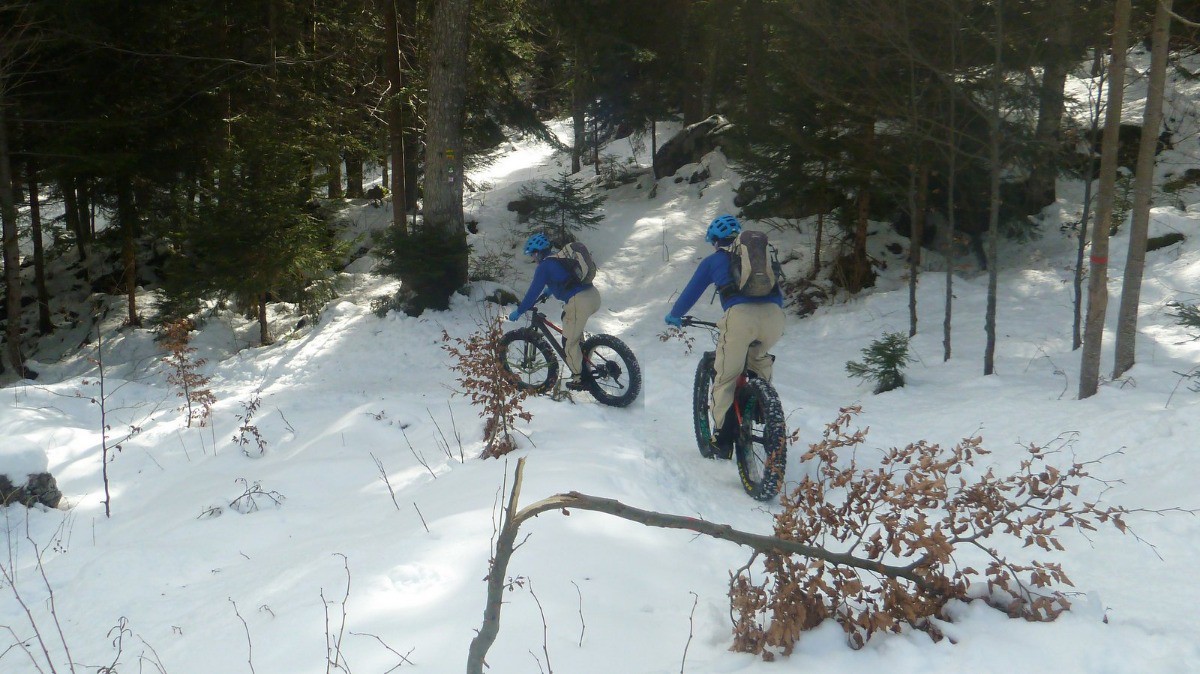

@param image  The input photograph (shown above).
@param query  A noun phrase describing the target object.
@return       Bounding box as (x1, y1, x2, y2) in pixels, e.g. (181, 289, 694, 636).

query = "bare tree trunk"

(258, 294, 273, 345)
(421, 0, 472, 305)
(382, 0, 407, 230)
(1025, 0, 1072, 211)
(117, 182, 140, 327)
(908, 166, 928, 338)
(811, 161, 828, 280)
(650, 117, 657, 181)
(0, 90, 23, 375)
(327, 159, 344, 199)
(344, 150, 365, 198)
(571, 43, 587, 174)
(26, 155, 50, 335)
(1074, 62, 1105, 351)
(1113, 0, 1172, 380)
(1080, 0, 1131, 399)
(60, 174, 88, 263)
(983, 0, 1003, 376)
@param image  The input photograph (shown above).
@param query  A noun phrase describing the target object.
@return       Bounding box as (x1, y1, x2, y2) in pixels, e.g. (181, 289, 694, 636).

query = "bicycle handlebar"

(681, 315, 718, 329)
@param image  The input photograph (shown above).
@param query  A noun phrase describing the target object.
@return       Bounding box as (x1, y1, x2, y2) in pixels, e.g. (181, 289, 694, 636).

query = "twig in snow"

(228, 598, 255, 674)
(371, 453, 401, 510)
(681, 592, 699, 674)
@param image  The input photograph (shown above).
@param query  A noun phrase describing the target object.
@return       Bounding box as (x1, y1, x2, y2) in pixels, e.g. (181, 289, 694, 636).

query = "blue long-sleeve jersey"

(515, 258, 589, 314)
(670, 250, 783, 317)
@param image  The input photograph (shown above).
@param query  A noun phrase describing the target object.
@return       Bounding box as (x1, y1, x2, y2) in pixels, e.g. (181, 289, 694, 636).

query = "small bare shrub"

(730, 406, 1139, 656)
(229, 478, 285, 514)
(161, 319, 216, 427)
(233, 394, 268, 457)
(441, 316, 532, 458)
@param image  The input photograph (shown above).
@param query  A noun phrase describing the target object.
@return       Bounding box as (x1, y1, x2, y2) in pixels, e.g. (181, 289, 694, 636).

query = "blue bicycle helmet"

(523, 233, 551, 256)
(705, 215, 742, 244)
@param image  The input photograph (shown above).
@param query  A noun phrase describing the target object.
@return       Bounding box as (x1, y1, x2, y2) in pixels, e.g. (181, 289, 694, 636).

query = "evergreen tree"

(518, 172, 606, 247)
(846, 332, 915, 394)
(164, 116, 345, 345)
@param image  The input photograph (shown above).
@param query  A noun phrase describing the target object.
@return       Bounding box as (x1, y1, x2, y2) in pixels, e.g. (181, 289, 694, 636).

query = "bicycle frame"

(681, 316, 753, 425)
(524, 308, 569, 363)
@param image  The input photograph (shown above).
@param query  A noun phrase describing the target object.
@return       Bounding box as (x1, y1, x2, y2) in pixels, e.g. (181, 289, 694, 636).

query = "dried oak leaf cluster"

(442, 317, 531, 458)
(161, 318, 216, 428)
(731, 405, 1133, 658)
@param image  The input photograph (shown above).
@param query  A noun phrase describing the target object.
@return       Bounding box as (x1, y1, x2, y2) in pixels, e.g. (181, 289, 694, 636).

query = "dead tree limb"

(465, 458, 933, 674)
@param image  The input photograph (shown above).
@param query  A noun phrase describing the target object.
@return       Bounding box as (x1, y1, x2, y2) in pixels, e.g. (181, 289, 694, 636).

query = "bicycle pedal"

(549, 383, 576, 403)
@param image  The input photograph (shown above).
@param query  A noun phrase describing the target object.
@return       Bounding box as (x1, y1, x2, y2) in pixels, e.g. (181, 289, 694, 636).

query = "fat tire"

(734, 377, 787, 501)
(499, 328, 559, 394)
(581, 334, 642, 407)
(692, 352, 717, 458)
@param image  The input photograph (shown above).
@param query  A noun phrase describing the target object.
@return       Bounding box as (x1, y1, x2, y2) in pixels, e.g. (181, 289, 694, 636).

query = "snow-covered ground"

(4, 65, 1200, 672)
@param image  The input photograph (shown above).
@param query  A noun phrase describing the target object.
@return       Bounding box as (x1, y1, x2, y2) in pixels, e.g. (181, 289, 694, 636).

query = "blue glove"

(664, 314, 683, 327)
(508, 309, 522, 322)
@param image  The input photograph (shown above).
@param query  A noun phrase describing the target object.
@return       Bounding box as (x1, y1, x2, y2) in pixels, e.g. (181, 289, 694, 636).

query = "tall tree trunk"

(0, 94, 21, 374)
(419, 0, 472, 310)
(400, 0, 420, 220)
(1080, 0, 1131, 399)
(1025, 0, 1072, 212)
(743, 0, 766, 109)
(571, 43, 587, 174)
(117, 181, 140, 327)
(258, 293, 273, 345)
(1113, 0, 1172, 380)
(327, 159, 344, 199)
(908, 166, 928, 338)
(26, 156, 50, 335)
(983, 0, 1003, 376)
(650, 117, 657, 181)
(1074, 65, 1105, 351)
(60, 174, 88, 263)
(382, 0, 408, 230)
(0, 93, 25, 375)
(345, 150, 365, 198)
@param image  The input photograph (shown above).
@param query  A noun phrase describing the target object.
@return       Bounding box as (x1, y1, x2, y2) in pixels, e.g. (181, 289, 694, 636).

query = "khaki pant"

(712, 302, 785, 429)
(563, 286, 601, 376)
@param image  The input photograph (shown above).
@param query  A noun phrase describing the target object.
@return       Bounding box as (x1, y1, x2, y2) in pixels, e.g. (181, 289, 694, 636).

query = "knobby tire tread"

(499, 327, 559, 394)
(581, 333, 642, 407)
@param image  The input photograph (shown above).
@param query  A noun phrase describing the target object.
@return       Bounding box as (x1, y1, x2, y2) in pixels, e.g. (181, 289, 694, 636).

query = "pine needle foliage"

(518, 173, 606, 248)
(1167, 301, 1200, 340)
(845, 332, 914, 394)
(730, 407, 1140, 657)
(442, 317, 532, 458)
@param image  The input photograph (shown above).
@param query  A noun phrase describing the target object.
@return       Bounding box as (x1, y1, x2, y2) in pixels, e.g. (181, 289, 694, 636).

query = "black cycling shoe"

(565, 376, 588, 391)
(709, 422, 736, 460)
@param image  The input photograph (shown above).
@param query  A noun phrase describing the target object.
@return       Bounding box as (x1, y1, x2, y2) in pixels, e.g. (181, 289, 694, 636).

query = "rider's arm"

(515, 261, 552, 314)
(669, 254, 719, 317)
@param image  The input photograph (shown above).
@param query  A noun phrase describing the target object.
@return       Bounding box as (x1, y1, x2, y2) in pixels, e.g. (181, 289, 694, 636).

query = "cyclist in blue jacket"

(665, 215, 784, 457)
(509, 233, 601, 391)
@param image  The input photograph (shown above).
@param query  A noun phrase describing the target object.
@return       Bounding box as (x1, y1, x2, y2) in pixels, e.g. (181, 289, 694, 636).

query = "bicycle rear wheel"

(498, 328, 559, 393)
(581, 334, 642, 407)
(691, 352, 717, 458)
(734, 377, 787, 501)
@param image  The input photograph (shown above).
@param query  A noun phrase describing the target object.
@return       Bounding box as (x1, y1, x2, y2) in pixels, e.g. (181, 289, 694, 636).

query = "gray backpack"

(722, 230, 777, 297)
(554, 241, 597, 286)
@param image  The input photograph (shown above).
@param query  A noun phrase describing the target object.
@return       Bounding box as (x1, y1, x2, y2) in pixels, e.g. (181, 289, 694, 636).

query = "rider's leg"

(562, 286, 601, 379)
(712, 304, 757, 430)
(745, 304, 785, 380)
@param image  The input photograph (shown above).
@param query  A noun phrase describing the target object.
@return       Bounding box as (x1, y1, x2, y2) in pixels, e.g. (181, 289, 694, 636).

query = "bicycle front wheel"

(734, 377, 787, 501)
(499, 328, 559, 393)
(581, 334, 642, 407)
(692, 352, 717, 458)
